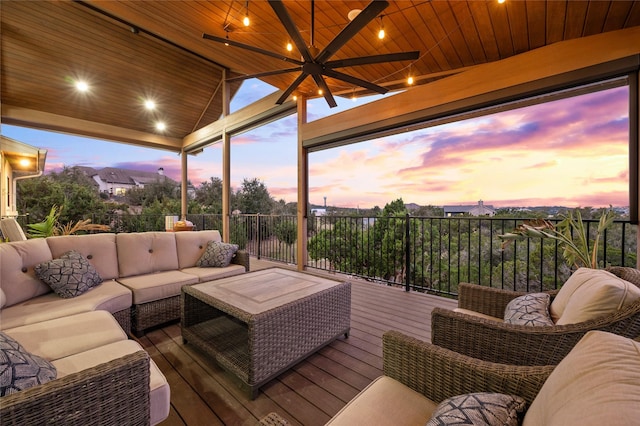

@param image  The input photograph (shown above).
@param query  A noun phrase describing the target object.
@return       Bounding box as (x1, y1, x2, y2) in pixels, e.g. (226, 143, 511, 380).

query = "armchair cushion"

(550, 268, 640, 325)
(504, 293, 554, 326)
(427, 392, 526, 426)
(34, 250, 103, 299)
(0, 331, 57, 396)
(523, 331, 640, 425)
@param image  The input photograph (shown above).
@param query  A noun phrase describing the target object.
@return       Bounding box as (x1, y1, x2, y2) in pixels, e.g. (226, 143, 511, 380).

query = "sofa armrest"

(457, 283, 559, 318)
(0, 350, 151, 426)
(431, 299, 640, 365)
(382, 330, 553, 406)
(231, 249, 250, 272)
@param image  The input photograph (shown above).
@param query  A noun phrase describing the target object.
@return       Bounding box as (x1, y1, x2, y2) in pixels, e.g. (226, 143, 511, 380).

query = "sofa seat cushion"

(523, 331, 640, 426)
(0, 279, 132, 330)
(0, 238, 53, 307)
(181, 264, 246, 283)
(175, 230, 222, 269)
(117, 270, 198, 304)
(51, 339, 170, 426)
(3, 311, 127, 362)
(326, 376, 437, 425)
(46, 233, 119, 280)
(550, 267, 640, 324)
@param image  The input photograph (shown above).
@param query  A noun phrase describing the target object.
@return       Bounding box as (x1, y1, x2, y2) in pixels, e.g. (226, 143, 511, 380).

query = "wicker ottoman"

(181, 268, 351, 398)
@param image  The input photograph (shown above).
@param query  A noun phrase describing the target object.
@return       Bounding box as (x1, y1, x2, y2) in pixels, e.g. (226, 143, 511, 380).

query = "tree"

(16, 167, 108, 223)
(194, 177, 223, 213)
(234, 178, 274, 214)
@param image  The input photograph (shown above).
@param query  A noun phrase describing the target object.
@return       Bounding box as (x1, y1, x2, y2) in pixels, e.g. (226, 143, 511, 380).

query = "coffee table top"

(189, 268, 346, 315)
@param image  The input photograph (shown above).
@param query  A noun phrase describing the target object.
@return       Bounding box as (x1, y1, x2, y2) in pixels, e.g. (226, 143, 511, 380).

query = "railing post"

(405, 213, 410, 292)
(257, 214, 261, 260)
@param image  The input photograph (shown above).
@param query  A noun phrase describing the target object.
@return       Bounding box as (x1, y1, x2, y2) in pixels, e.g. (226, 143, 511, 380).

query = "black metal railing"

(87, 212, 637, 297)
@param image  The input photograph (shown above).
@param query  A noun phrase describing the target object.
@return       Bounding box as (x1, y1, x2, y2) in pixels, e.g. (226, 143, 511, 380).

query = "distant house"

(77, 166, 177, 196)
(0, 136, 47, 217)
(443, 200, 496, 217)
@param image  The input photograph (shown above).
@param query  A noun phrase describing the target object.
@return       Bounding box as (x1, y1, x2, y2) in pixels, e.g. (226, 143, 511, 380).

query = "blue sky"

(2, 80, 630, 209)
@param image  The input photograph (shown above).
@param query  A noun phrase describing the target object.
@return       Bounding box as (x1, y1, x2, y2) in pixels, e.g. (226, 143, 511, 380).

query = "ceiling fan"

(203, 0, 419, 108)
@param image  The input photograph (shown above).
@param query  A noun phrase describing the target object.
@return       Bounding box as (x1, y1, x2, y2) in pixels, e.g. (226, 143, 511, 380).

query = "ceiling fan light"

(378, 16, 385, 40)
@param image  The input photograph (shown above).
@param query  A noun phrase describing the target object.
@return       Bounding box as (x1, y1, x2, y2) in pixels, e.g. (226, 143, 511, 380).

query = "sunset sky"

(2, 80, 630, 210)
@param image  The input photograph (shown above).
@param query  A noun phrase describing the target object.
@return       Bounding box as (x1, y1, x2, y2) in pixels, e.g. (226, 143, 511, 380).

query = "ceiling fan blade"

(326, 51, 420, 69)
(275, 72, 309, 104)
(226, 67, 301, 83)
(203, 33, 303, 66)
(316, 0, 389, 64)
(268, 0, 314, 62)
(311, 74, 337, 108)
(323, 69, 388, 95)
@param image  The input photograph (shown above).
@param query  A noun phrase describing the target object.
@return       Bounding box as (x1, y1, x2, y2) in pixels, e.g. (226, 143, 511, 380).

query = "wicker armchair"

(0, 351, 151, 426)
(432, 267, 640, 365)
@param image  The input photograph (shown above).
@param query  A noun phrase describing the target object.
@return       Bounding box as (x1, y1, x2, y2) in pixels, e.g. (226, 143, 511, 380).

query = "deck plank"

(153, 259, 457, 425)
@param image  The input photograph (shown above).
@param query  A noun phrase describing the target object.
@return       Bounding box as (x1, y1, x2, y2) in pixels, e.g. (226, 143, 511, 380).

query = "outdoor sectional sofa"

(0, 230, 249, 424)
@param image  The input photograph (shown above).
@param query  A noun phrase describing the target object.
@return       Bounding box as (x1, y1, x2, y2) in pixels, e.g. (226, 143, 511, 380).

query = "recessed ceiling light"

(144, 100, 156, 110)
(19, 158, 31, 167)
(75, 80, 89, 92)
(155, 121, 166, 131)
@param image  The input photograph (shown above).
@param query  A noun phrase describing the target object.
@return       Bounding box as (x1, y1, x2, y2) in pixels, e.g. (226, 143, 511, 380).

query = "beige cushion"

(0, 288, 6, 309)
(47, 234, 119, 280)
(52, 339, 170, 426)
(0, 279, 132, 330)
(175, 230, 222, 269)
(552, 268, 640, 325)
(180, 264, 245, 283)
(3, 310, 127, 361)
(117, 270, 198, 304)
(116, 232, 178, 277)
(524, 331, 640, 426)
(0, 238, 53, 307)
(453, 308, 503, 322)
(326, 376, 438, 425)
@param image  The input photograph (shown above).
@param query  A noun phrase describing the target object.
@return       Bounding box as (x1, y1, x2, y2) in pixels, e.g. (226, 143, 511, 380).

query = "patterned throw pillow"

(196, 241, 239, 268)
(504, 293, 554, 326)
(0, 331, 57, 396)
(426, 392, 527, 426)
(34, 250, 103, 298)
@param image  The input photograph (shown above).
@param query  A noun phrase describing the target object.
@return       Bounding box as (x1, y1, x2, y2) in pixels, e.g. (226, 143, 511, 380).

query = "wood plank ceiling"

(2, 1, 640, 150)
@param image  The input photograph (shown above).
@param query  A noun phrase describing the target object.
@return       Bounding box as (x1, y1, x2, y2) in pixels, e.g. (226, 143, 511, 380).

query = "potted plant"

(498, 208, 615, 269)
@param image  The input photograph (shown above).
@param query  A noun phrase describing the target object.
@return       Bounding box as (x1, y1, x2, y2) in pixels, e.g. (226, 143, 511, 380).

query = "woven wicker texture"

(382, 330, 554, 407)
(181, 274, 350, 397)
(432, 279, 640, 365)
(0, 351, 151, 425)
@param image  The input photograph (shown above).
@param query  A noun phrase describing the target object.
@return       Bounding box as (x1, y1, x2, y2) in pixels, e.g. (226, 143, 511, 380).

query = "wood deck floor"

(142, 259, 457, 426)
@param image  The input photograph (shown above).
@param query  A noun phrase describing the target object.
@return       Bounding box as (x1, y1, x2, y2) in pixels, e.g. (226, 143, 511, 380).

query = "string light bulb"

(224, 32, 230, 46)
(286, 41, 293, 52)
(351, 89, 357, 102)
(243, 1, 250, 26)
(498, 0, 506, 3)
(318, 89, 323, 95)
(407, 64, 414, 85)
(293, 94, 298, 101)
(378, 16, 385, 40)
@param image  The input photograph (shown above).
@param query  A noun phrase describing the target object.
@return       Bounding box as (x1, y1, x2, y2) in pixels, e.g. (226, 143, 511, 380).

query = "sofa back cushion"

(550, 267, 640, 325)
(47, 234, 119, 280)
(523, 331, 640, 425)
(175, 230, 222, 269)
(116, 232, 178, 277)
(0, 239, 52, 307)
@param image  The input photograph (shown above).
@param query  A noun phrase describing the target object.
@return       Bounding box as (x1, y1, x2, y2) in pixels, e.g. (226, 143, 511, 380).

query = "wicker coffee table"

(181, 267, 351, 398)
